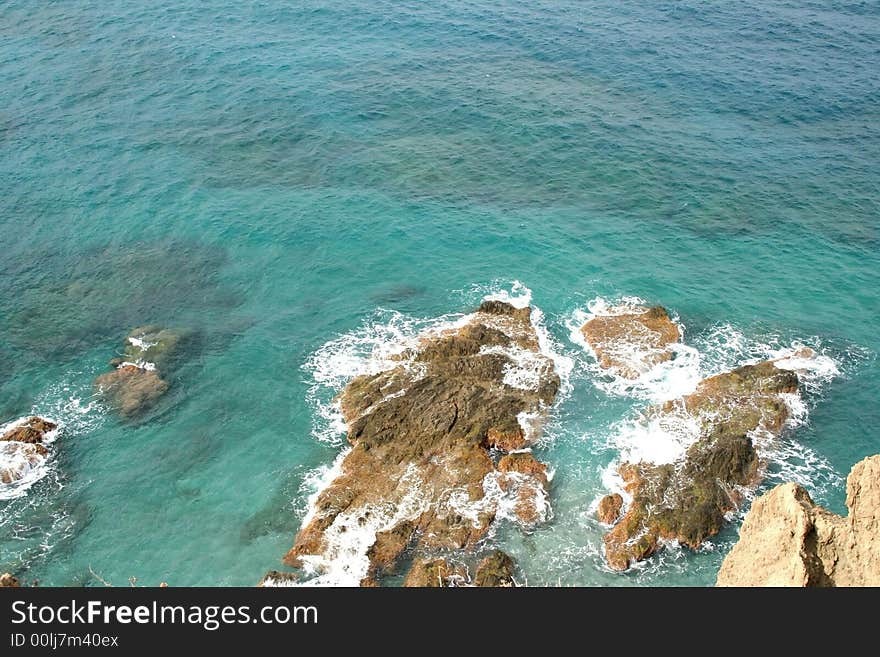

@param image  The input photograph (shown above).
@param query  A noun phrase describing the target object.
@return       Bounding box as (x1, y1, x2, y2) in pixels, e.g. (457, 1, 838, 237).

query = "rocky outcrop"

(95, 326, 181, 417)
(403, 558, 467, 587)
(597, 493, 623, 525)
(280, 300, 559, 586)
(603, 361, 799, 570)
(0, 573, 20, 587)
(581, 305, 680, 378)
(473, 550, 515, 587)
(0, 417, 58, 486)
(716, 455, 880, 587)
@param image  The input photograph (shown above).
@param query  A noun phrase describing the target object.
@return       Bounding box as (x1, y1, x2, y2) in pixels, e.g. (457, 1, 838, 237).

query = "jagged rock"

(95, 327, 182, 417)
(497, 452, 549, 525)
(0, 417, 57, 444)
(0, 573, 20, 587)
(281, 300, 559, 585)
(580, 305, 680, 378)
(403, 558, 467, 587)
(474, 550, 516, 587)
(716, 455, 880, 587)
(597, 493, 623, 525)
(603, 361, 798, 570)
(0, 417, 57, 486)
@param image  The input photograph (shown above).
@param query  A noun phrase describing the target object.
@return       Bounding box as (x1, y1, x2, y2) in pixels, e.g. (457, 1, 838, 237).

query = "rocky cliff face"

(716, 455, 880, 587)
(276, 300, 560, 586)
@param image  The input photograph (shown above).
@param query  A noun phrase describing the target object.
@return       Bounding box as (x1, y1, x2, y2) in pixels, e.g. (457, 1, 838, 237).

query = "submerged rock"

(257, 571, 300, 587)
(580, 305, 680, 379)
(280, 300, 559, 586)
(717, 455, 880, 587)
(95, 327, 182, 417)
(0, 573, 20, 587)
(603, 361, 799, 571)
(0, 417, 57, 486)
(94, 366, 169, 418)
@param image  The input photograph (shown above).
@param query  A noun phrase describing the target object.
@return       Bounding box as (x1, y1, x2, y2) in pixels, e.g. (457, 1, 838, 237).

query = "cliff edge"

(716, 455, 880, 586)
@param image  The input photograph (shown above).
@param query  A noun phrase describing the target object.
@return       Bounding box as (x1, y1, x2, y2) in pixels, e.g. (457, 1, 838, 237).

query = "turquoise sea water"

(1, 1, 878, 586)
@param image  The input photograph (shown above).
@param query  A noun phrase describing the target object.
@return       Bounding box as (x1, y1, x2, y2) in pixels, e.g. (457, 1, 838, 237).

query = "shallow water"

(1, 1, 877, 586)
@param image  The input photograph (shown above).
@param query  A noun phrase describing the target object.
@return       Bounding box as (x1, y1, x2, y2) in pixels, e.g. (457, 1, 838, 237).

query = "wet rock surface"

(94, 326, 182, 417)
(278, 301, 559, 586)
(581, 305, 680, 379)
(603, 361, 799, 570)
(0, 417, 58, 486)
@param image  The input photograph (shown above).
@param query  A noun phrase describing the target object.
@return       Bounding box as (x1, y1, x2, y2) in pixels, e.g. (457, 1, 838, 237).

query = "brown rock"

(94, 327, 184, 418)
(498, 452, 548, 483)
(283, 300, 560, 585)
(0, 417, 57, 444)
(403, 558, 466, 587)
(0, 573, 19, 587)
(580, 305, 680, 378)
(597, 493, 623, 525)
(486, 425, 527, 451)
(717, 455, 880, 587)
(95, 365, 169, 417)
(603, 360, 798, 570)
(474, 550, 516, 587)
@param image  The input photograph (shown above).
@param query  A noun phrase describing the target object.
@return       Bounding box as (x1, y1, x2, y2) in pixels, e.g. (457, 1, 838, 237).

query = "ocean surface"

(1, 0, 878, 586)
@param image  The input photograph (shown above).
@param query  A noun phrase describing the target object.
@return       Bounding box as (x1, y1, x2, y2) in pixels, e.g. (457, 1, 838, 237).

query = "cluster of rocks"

(581, 304, 808, 570)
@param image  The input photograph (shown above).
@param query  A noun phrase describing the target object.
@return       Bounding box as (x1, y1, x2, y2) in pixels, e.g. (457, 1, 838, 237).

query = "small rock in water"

(0, 573, 20, 587)
(580, 305, 680, 379)
(94, 326, 183, 417)
(0, 417, 58, 486)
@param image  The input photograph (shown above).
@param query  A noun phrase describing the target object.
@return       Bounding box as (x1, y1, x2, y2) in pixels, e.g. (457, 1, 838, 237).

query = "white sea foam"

(117, 360, 157, 372)
(610, 407, 702, 466)
(0, 416, 60, 501)
(480, 279, 533, 309)
(566, 297, 697, 402)
(296, 464, 431, 587)
(127, 335, 157, 350)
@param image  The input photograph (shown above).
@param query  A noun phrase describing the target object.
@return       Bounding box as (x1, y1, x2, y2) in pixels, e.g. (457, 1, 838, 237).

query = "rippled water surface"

(1, 1, 878, 585)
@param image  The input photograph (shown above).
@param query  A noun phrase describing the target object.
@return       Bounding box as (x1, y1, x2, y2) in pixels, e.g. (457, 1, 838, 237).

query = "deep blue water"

(0, 0, 877, 586)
